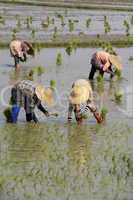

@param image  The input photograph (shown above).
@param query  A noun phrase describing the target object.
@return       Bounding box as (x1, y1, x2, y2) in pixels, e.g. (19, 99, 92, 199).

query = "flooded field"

(0, 3, 133, 43)
(0, 46, 133, 199)
(0, 2, 133, 200)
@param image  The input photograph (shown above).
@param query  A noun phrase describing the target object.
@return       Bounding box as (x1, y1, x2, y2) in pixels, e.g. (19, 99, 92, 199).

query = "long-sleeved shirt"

(10, 40, 29, 58)
(11, 80, 48, 115)
(91, 51, 111, 71)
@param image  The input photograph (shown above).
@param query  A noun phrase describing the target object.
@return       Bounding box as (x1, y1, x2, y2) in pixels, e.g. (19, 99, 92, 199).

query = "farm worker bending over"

(68, 79, 103, 125)
(88, 51, 122, 80)
(10, 40, 34, 69)
(10, 80, 54, 123)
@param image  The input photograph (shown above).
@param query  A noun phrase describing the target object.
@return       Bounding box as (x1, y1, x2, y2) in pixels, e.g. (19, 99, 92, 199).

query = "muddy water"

(0, 46, 133, 200)
(0, 3, 133, 42)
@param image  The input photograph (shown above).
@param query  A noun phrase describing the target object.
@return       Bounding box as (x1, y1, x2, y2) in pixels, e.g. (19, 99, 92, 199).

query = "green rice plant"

(53, 27, 58, 39)
(36, 66, 45, 76)
(3, 107, 12, 122)
(100, 107, 108, 120)
(97, 74, 104, 83)
(68, 20, 74, 32)
(26, 16, 32, 29)
(47, 16, 50, 25)
(31, 29, 36, 39)
(114, 91, 123, 103)
(65, 44, 73, 56)
(86, 18, 91, 28)
(123, 20, 130, 36)
(28, 69, 34, 80)
(128, 56, 133, 61)
(104, 16, 111, 34)
(50, 80, 56, 90)
(0, 15, 5, 25)
(65, 39, 79, 56)
(56, 53, 62, 66)
(115, 68, 122, 79)
(130, 16, 133, 25)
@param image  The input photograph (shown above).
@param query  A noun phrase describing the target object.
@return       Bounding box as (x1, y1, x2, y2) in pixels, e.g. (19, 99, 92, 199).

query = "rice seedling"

(114, 91, 123, 103)
(86, 18, 91, 28)
(100, 107, 108, 120)
(97, 74, 104, 83)
(31, 29, 36, 39)
(65, 44, 73, 56)
(0, 15, 5, 25)
(104, 16, 111, 34)
(56, 53, 62, 66)
(36, 66, 45, 76)
(68, 19, 74, 32)
(53, 26, 58, 39)
(128, 56, 133, 61)
(3, 107, 12, 122)
(123, 20, 130, 36)
(50, 80, 56, 90)
(115, 68, 122, 79)
(130, 16, 133, 26)
(25, 16, 32, 29)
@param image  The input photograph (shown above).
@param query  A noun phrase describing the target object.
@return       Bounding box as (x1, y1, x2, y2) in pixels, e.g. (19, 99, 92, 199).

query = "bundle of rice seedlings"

(3, 107, 12, 122)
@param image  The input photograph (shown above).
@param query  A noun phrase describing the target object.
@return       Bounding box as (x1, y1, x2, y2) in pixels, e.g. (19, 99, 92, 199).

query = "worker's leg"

(10, 87, 21, 123)
(26, 112, 38, 123)
(89, 64, 97, 80)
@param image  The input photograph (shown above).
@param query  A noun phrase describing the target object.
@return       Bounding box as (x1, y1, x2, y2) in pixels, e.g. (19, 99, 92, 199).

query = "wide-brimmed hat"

(35, 85, 54, 106)
(69, 79, 93, 104)
(109, 55, 122, 70)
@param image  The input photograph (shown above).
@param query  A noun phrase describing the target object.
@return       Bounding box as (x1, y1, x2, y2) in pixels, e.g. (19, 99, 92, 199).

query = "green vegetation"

(114, 91, 123, 103)
(3, 107, 12, 122)
(50, 79, 56, 89)
(86, 18, 91, 28)
(68, 19, 74, 32)
(128, 55, 133, 61)
(97, 74, 104, 83)
(100, 107, 108, 120)
(123, 20, 130, 36)
(104, 16, 111, 34)
(56, 53, 62, 65)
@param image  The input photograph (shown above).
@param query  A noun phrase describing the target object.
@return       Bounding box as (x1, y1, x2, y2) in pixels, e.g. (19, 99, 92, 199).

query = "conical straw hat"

(35, 85, 54, 106)
(109, 55, 122, 70)
(69, 79, 93, 104)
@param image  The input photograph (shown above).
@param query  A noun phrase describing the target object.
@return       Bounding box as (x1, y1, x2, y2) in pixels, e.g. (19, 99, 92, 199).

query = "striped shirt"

(68, 100, 97, 122)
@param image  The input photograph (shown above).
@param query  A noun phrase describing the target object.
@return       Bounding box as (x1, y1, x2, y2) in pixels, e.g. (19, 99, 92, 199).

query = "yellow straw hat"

(69, 79, 93, 104)
(109, 55, 122, 70)
(35, 85, 54, 106)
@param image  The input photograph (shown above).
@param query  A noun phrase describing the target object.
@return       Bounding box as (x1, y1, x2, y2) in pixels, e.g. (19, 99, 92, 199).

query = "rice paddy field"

(0, 2, 133, 200)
